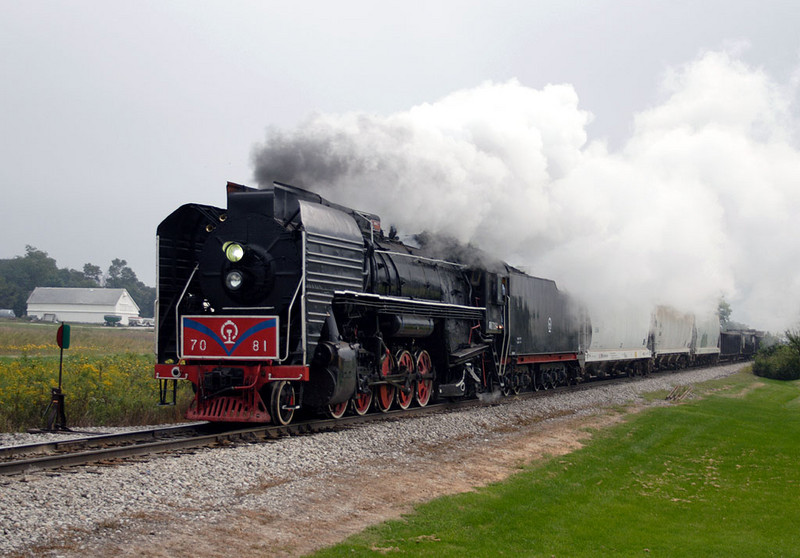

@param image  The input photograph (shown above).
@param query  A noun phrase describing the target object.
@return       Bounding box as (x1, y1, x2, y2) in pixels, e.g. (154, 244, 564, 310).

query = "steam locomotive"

(154, 181, 758, 424)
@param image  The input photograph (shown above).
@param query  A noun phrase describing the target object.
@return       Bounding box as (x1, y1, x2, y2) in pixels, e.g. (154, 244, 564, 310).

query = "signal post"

(46, 323, 71, 431)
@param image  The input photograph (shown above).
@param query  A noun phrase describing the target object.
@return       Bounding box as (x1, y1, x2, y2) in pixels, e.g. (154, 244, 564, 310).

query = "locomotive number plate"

(181, 315, 279, 360)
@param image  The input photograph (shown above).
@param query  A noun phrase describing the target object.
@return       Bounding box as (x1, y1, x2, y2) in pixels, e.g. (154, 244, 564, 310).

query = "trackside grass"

(312, 371, 800, 557)
(0, 321, 191, 430)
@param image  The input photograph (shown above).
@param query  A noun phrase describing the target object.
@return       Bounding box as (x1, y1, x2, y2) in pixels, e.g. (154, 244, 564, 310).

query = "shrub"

(752, 344, 800, 381)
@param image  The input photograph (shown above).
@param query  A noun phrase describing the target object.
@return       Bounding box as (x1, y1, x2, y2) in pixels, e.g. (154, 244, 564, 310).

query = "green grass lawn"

(312, 372, 800, 557)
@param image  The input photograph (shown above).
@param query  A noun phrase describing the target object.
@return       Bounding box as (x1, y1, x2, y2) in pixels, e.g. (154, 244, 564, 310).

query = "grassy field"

(0, 319, 153, 356)
(312, 371, 800, 557)
(0, 319, 191, 430)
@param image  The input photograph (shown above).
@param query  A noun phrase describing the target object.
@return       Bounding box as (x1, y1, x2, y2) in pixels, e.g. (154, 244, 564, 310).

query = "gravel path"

(1, 363, 748, 557)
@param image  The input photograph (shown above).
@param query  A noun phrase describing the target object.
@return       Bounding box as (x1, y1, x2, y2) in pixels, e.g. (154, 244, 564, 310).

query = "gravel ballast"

(0, 363, 748, 557)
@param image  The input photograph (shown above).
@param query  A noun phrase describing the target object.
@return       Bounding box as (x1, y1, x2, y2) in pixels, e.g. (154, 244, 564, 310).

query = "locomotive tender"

(154, 181, 757, 425)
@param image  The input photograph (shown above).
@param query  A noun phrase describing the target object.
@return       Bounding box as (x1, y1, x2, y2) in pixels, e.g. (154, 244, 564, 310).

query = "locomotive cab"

(485, 273, 508, 335)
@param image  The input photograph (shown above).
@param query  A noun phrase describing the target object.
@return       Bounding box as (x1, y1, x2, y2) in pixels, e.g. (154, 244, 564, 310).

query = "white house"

(26, 287, 140, 325)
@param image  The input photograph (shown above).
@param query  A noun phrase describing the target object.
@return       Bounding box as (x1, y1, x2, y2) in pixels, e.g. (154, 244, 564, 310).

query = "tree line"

(0, 246, 155, 318)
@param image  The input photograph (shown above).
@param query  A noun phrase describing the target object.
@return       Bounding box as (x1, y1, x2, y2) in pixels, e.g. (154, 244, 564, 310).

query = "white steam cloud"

(252, 50, 800, 332)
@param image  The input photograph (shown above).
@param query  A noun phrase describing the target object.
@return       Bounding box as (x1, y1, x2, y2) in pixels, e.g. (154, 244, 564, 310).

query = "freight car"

(581, 307, 723, 378)
(719, 329, 763, 361)
(582, 305, 651, 379)
(648, 305, 695, 370)
(692, 312, 722, 366)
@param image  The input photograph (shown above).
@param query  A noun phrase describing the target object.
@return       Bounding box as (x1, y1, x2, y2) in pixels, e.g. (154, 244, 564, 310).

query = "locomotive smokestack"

(227, 182, 274, 219)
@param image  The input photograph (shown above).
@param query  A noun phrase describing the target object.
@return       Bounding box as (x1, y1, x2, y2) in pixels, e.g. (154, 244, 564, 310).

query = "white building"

(26, 287, 140, 325)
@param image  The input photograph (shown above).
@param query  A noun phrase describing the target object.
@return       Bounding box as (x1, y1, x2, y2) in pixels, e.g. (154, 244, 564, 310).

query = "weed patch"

(0, 322, 191, 430)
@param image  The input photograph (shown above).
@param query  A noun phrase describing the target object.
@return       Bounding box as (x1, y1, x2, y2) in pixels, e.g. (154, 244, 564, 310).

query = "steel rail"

(0, 365, 716, 477)
(0, 423, 211, 460)
(0, 401, 471, 476)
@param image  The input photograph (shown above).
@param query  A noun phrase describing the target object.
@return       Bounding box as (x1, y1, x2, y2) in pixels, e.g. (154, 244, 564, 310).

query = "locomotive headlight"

(223, 242, 245, 263)
(225, 270, 244, 290)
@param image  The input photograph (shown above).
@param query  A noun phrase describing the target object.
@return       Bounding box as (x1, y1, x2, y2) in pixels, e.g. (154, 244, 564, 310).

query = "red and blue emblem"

(181, 315, 279, 359)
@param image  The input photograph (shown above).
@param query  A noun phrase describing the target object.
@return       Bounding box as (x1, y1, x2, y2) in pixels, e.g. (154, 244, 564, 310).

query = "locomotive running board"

(449, 343, 490, 367)
(333, 290, 484, 321)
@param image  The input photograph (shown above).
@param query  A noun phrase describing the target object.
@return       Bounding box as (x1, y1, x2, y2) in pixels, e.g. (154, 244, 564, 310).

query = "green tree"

(106, 259, 156, 318)
(718, 297, 732, 328)
(0, 248, 155, 319)
(785, 328, 800, 356)
(0, 274, 26, 317)
(82, 263, 103, 285)
(0, 247, 63, 316)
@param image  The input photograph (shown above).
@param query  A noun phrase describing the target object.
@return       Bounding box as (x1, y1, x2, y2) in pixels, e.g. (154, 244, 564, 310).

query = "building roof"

(26, 287, 139, 310)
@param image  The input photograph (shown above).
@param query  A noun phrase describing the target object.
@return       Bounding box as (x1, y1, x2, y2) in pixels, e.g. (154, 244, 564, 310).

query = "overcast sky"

(2, 1, 799, 330)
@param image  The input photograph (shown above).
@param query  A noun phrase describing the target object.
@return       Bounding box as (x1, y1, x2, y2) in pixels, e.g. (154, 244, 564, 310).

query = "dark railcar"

(719, 331, 743, 360)
(501, 268, 585, 391)
(719, 329, 763, 361)
(506, 269, 583, 356)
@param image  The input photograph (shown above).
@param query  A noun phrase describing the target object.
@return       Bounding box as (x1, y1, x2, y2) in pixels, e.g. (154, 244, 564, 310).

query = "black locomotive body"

(155, 181, 585, 424)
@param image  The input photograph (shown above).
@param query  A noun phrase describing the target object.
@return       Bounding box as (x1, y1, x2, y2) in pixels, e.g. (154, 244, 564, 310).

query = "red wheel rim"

(415, 350, 433, 407)
(396, 350, 414, 410)
(271, 381, 295, 425)
(327, 401, 347, 419)
(376, 349, 395, 412)
(352, 391, 372, 415)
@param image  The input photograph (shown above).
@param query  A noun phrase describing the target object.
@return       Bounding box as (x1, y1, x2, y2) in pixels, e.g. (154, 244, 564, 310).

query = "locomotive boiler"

(154, 181, 585, 424)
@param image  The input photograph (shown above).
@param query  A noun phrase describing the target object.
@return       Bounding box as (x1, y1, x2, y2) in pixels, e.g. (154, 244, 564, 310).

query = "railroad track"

(1, 423, 215, 476)
(0, 368, 699, 477)
(0, 401, 468, 476)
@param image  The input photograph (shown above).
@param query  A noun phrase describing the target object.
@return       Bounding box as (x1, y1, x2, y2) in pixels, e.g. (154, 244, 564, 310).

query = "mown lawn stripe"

(313, 373, 800, 557)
